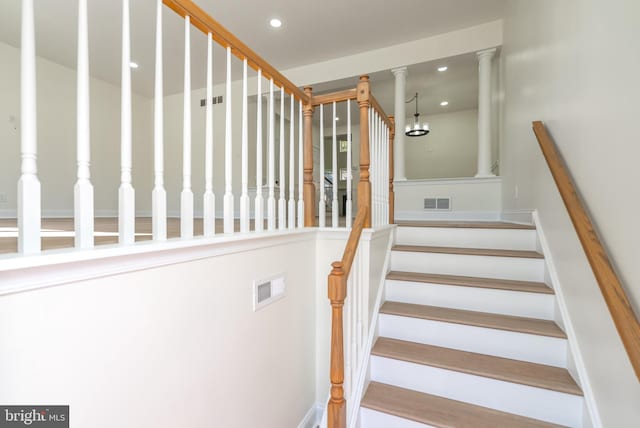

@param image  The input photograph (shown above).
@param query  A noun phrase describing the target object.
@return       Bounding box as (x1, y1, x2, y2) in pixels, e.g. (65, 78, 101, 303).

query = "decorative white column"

(391, 67, 407, 181)
(476, 48, 496, 178)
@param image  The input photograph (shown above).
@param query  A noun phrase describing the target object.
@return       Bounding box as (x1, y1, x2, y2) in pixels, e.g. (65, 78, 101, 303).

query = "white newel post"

(152, 0, 167, 241)
(75, 0, 94, 249)
(18, 0, 41, 254)
(476, 48, 496, 178)
(391, 67, 407, 181)
(203, 33, 215, 237)
(119, 0, 135, 245)
(181, 16, 194, 238)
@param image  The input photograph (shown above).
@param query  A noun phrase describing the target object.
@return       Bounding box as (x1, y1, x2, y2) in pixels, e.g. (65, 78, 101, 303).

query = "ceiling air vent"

(424, 197, 451, 211)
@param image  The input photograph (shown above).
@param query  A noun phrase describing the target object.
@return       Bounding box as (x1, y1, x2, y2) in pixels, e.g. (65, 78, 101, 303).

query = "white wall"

(395, 177, 501, 221)
(0, 41, 153, 217)
(500, 0, 640, 424)
(0, 233, 317, 428)
(405, 109, 478, 179)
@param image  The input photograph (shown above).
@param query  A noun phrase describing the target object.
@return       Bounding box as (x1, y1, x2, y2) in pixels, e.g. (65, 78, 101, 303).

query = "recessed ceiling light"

(440, 101, 449, 106)
(437, 66, 448, 72)
(335, 117, 340, 121)
(269, 18, 282, 28)
(129, 62, 139, 69)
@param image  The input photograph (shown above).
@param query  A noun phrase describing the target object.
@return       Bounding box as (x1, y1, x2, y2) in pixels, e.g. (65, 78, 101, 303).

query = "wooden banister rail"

(369, 93, 392, 129)
(532, 121, 640, 380)
(327, 206, 368, 428)
(162, 0, 309, 103)
(311, 88, 358, 106)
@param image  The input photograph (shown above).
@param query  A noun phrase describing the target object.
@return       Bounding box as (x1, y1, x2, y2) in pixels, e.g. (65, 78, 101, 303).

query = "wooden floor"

(0, 215, 348, 255)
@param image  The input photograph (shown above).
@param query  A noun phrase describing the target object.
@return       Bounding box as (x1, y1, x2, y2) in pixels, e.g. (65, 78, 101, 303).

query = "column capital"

(391, 66, 408, 77)
(476, 48, 497, 60)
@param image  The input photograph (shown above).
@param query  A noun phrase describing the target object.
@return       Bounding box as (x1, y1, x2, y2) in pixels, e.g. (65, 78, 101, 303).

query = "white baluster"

(346, 99, 352, 229)
(267, 79, 276, 231)
(297, 100, 304, 228)
(255, 70, 264, 232)
(119, 0, 135, 244)
(152, 0, 166, 241)
(278, 87, 286, 230)
(75, 0, 94, 249)
(180, 16, 194, 238)
(240, 58, 249, 233)
(18, 0, 40, 254)
(332, 101, 338, 228)
(288, 95, 295, 229)
(319, 104, 325, 228)
(377, 116, 380, 226)
(203, 32, 215, 237)
(223, 46, 234, 234)
(385, 123, 390, 224)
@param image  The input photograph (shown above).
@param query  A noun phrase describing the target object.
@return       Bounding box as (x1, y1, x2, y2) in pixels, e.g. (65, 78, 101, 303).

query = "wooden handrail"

(311, 88, 358, 107)
(162, 0, 309, 103)
(327, 207, 368, 428)
(370, 93, 392, 129)
(532, 121, 640, 380)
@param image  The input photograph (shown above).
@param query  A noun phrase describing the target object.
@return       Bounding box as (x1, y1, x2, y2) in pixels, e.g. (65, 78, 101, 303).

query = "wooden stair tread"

(380, 301, 566, 338)
(393, 245, 544, 259)
(362, 381, 566, 428)
(372, 338, 582, 396)
(386, 271, 554, 294)
(396, 220, 536, 230)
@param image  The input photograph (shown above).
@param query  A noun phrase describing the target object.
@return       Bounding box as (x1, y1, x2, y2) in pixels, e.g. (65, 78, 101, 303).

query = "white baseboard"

(395, 210, 501, 221)
(501, 209, 534, 224)
(297, 402, 323, 428)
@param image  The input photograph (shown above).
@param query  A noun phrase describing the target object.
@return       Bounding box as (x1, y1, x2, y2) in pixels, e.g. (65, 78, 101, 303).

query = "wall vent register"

(424, 197, 451, 210)
(253, 274, 286, 311)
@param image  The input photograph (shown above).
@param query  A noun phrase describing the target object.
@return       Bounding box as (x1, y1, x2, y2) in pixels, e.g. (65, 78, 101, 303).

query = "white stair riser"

(378, 314, 567, 367)
(390, 251, 545, 282)
(385, 280, 555, 320)
(359, 407, 434, 428)
(396, 227, 537, 251)
(370, 356, 583, 427)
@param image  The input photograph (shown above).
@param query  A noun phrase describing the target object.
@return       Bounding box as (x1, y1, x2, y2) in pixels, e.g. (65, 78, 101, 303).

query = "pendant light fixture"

(405, 92, 430, 137)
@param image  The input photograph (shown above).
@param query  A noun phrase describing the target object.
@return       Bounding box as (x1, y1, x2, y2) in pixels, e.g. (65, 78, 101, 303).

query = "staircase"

(358, 221, 585, 428)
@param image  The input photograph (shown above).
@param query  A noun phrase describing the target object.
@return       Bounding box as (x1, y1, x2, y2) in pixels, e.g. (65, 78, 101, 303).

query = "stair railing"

(532, 121, 640, 380)
(327, 206, 367, 428)
(309, 77, 395, 229)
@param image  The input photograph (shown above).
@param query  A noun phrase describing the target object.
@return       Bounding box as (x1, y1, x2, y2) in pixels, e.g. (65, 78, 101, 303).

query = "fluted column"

(391, 67, 407, 181)
(476, 48, 496, 178)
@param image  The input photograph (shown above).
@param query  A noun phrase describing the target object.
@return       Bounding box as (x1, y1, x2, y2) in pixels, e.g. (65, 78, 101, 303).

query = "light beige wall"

(0, 41, 153, 217)
(0, 236, 317, 427)
(405, 109, 478, 179)
(501, 0, 640, 424)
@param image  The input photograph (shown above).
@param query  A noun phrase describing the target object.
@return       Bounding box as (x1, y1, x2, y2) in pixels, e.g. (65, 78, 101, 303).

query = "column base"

(475, 172, 497, 178)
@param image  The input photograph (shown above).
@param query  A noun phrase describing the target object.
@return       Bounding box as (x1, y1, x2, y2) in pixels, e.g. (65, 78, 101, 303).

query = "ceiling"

(0, 0, 505, 97)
